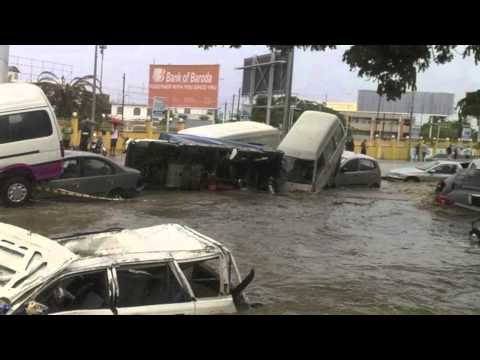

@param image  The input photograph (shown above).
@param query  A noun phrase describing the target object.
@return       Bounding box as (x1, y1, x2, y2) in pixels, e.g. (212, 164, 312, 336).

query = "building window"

(116, 107, 123, 115)
(133, 107, 141, 116)
(184, 108, 191, 115)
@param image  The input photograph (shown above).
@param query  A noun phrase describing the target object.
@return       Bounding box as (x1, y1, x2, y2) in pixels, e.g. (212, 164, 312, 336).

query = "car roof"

(179, 121, 280, 139)
(341, 151, 377, 162)
(60, 224, 228, 269)
(0, 83, 52, 113)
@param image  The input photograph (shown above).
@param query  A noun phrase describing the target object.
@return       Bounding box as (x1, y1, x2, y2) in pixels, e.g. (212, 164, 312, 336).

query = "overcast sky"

(9, 45, 480, 107)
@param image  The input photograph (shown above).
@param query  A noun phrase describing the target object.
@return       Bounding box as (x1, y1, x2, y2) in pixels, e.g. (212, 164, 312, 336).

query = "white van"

(179, 121, 282, 148)
(0, 83, 64, 206)
(278, 111, 346, 192)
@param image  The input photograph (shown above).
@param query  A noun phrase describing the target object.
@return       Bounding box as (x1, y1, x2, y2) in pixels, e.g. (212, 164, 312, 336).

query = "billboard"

(357, 90, 455, 116)
(149, 64, 219, 109)
(241, 52, 288, 97)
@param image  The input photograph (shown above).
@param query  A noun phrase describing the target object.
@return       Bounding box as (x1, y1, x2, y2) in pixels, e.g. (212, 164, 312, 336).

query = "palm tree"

(36, 72, 102, 120)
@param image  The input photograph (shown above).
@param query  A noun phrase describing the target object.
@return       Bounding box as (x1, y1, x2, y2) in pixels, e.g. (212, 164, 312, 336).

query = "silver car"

(435, 168, 480, 212)
(43, 151, 144, 199)
(0, 223, 254, 315)
(385, 161, 467, 182)
(334, 152, 381, 188)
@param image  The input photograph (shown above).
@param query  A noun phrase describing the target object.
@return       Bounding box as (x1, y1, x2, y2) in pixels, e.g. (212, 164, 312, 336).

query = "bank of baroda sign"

(148, 64, 220, 109)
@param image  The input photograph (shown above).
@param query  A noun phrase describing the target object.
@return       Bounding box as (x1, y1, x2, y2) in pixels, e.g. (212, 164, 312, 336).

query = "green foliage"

(36, 71, 110, 122)
(199, 45, 480, 100)
(420, 120, 464, 141)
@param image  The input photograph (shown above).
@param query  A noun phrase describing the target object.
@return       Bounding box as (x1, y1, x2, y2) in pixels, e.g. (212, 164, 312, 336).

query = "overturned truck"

(125, 133, 285, 192)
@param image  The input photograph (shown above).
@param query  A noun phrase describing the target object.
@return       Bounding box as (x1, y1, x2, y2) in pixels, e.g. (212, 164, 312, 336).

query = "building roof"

(179, 121, 279, 138)
(0, 83, 51, 113)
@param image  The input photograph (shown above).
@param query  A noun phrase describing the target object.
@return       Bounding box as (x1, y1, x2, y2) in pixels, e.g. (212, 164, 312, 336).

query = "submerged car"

(385, 160, 468, 182)
(435, 168, 480, 211)
(41, 151, 144, 199)
(334, 151, 381, 188)
(0, 223, 254, 315)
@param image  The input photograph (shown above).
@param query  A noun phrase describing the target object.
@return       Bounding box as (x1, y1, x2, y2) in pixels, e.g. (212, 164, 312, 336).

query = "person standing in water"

(110, 126, 119, 156)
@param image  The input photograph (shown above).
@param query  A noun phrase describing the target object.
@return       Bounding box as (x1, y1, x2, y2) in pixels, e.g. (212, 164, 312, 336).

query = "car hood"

(389, 167, 425, 175)
(0, 223, 77, 303)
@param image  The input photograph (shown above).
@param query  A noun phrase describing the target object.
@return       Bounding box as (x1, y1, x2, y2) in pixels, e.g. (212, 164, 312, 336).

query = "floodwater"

(1, 162, 480, 314)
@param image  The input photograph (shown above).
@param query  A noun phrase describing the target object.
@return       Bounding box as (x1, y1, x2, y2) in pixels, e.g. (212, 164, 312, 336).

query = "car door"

(78, 157, 118, 196)
(25, 268, 115, 315)
(113, 262, 196, 315)
(177, 257, 237, 315)
(47, 158, 83, 193)
(357, 159, 379, 186)
(428, 164, 457, 181)
(335, 159, 360, 186)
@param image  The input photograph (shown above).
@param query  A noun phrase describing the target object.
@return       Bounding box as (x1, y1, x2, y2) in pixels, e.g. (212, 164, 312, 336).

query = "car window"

(433, 165, 456, 174)
(33, 270, 109, 314)
(0, 110, 53, 144)
(83, 159, 114, 177)
(342, 159, 359, 172)
(180, 258, 221, 298)
(61, 159, 81, 179)
(115, 263, 189, 307)
(323, 138, 337, 161)
(359, 159, 376, 171)
(416, 161, 439, 171)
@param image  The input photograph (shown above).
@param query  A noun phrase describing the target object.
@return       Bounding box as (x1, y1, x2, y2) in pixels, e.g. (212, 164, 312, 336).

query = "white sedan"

(385, 161, 468, 182)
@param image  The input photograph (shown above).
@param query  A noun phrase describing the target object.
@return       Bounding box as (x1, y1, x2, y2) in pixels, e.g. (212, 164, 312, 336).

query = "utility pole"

(91, 45, 98, 123)
(282, 47, 295, 133)
(0, 45, 9, 83)
(121, 73, 126, 123)
(408, 91, 415, 161)
(224, 102, 227, 123)
(231, 95, 236, 121)
(237, 88, 241, 120)
(99, 45, 107, 93)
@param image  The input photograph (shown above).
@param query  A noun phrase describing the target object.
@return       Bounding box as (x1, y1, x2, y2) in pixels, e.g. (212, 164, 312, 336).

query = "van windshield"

(283, 156, 314, 184)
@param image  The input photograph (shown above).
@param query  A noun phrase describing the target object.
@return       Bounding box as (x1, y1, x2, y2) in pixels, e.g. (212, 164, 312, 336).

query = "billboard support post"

(166, 109, 170, 133)
(282, 48, 295, 133)
(224, 102, 227, 123)
(237, 88, 241, 120)
(266, 51, 276, 125)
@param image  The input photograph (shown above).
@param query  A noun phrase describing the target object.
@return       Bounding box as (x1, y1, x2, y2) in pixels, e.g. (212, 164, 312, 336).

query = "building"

(111, 103, 151, 121)
(334, 90, 455, 142)
(326, 101, 357, 112)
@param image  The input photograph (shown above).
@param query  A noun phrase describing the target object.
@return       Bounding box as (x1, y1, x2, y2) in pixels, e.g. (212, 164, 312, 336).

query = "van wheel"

(1, 177, 32, 207)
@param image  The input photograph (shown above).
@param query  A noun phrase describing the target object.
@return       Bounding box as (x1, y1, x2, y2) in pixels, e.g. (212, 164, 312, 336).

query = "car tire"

(405, 177, 420, 183)
(370, 182, 381, 188)
(1, 177, 32, 207)
(108, 188, 126, 199)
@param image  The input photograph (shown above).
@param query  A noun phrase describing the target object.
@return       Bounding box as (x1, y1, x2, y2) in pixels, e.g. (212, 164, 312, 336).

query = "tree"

(36, 72, 109, 121)
(199, 45, 480, 100)
(456, 90, 480, 138)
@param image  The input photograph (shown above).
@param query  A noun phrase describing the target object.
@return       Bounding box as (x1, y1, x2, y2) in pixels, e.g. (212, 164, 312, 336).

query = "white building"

(111, 103, 151, 121)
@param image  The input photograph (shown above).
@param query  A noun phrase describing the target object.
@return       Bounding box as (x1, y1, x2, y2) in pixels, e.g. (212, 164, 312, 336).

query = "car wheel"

(370, 182, 381, 188)
(1, 177, 32, 207)
(405, 177, 420, 183)
(108, 189, 126, 200)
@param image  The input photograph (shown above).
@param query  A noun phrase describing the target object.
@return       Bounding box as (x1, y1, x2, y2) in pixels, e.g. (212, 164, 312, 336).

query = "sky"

(9, 45, 480, 109)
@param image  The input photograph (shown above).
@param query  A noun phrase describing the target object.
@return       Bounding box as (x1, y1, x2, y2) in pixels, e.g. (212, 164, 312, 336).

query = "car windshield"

(416, 161, 439, 171)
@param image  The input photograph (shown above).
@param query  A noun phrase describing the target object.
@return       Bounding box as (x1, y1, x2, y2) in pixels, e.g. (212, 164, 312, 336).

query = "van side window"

(0, 110, 53, 144)
(324, 138, 337, 161)
(334, 125, 344, 145)
(316, 154, 326, 175)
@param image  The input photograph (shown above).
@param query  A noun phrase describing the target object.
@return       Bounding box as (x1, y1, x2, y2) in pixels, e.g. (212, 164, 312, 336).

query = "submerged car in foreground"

(334, 151, 381, 188)
(0, 223, 254, 315)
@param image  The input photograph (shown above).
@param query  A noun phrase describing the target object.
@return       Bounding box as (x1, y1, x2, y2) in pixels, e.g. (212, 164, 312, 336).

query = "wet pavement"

(1, 160, 480, 314)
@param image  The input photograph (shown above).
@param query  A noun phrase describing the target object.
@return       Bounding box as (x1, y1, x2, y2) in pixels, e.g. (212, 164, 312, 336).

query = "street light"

(99, 45, 107, 93)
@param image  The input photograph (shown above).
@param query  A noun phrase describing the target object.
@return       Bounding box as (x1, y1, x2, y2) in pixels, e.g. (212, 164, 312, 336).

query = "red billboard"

(148, 64, 219, 109)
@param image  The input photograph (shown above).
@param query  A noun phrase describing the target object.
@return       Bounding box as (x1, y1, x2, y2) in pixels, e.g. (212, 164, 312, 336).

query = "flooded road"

(1, 164, 480, 314)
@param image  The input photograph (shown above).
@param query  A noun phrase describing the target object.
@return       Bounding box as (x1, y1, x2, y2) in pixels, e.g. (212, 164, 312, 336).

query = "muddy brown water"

(1, 176, 480, 314)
